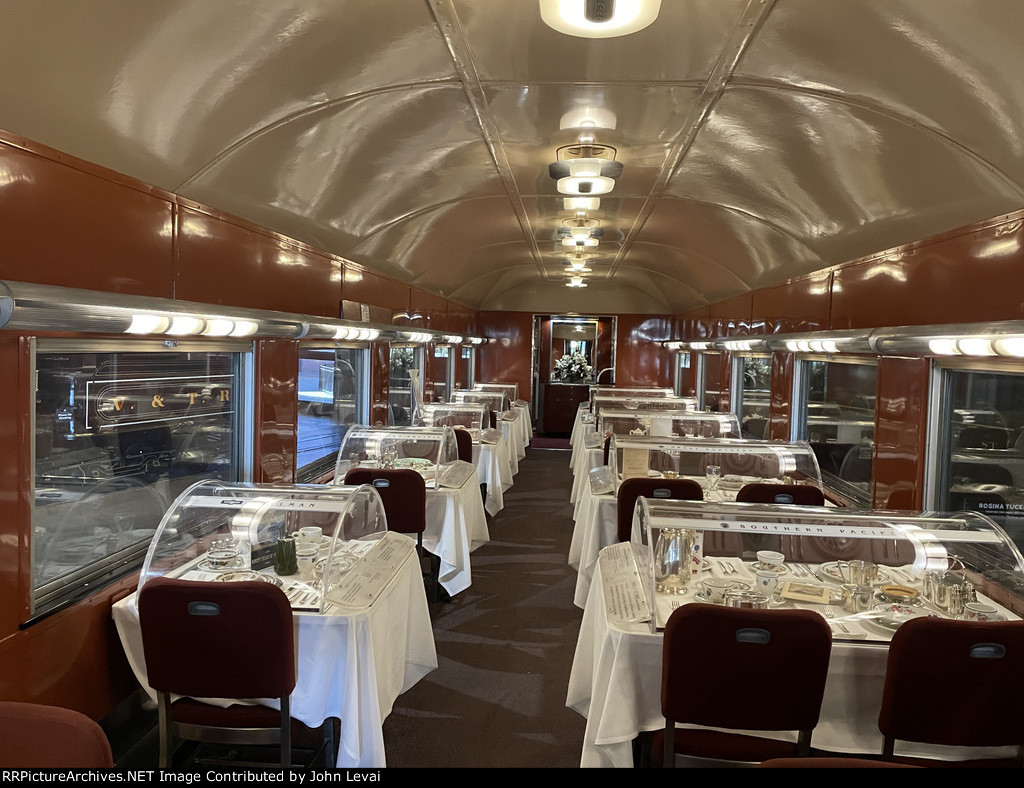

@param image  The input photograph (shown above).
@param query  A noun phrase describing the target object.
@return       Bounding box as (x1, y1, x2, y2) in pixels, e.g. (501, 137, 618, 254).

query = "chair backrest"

(453, 428, 473, 463)
(616, 477, 703, 542)
(879, 617, 1024, 750)
(138, 578, 295, 701)
(662, 604, 832, 733)
(736, 483, 826, 506)
(0, 702, 113, 768)
(344, 467, 426, 536)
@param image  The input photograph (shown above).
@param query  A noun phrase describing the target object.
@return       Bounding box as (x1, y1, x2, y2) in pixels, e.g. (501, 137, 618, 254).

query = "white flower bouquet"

(554, 352, 594, 383)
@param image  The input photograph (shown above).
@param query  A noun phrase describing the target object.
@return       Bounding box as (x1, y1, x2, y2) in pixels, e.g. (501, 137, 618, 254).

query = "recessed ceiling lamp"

(556, 158, 617, 195)
(559, 106, 617, 131)
(540, 0, 662, 39)
(562, 236, 599, 248)
(566, 275, 588, 288)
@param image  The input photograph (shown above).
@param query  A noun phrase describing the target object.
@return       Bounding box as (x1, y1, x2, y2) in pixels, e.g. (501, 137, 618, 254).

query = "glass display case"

(607, 436, 822, 494)
(333, 425, 459, 484)
(591, 393, 698, 420)
(588, 386, 674, 409)
(622, 498, 1024, 640)
(451, 389, 509, 417)
(415, 402, 489, 434)
(598, 409, 741, 440)
(137, 480, 391, 613)
(473, 382, 518, 403)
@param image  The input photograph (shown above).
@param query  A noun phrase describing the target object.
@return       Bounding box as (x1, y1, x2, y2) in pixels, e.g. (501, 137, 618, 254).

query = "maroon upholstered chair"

(735, 483, 826, 506)
(344, 468, 442, 600)
(878, 617, 1024, 766)
(654, 604, 832, 767)
(0, 702, 113, 768)
(138, 578, 332, 768)
(453, 427, 473, 463)
(616, 477, 703, 543)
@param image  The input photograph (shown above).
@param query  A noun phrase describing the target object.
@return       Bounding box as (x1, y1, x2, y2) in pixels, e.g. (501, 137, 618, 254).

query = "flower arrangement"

(554, 352, 594, 383)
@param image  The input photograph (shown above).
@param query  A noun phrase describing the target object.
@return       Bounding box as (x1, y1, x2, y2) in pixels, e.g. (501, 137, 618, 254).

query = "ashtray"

(876, 584, 920, 604)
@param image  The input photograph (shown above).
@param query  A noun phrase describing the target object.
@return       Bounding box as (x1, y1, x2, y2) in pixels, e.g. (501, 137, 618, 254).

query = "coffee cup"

(296, 542, 319, 581)
(754, 569, 779, 597)
(297, 526, 323, 544)
(697, 577, 735, 604)
(963, 601, 1005, 622)
(756, 550, 785, 569)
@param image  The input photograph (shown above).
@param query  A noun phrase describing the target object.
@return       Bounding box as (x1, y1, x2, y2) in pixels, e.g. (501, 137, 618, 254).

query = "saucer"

(216, 570, 283, 586)
(198, 555, 245, 572)
(749, 561, 787, 575)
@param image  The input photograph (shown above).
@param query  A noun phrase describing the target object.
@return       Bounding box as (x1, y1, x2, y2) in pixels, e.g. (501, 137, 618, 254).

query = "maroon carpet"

(529, 436, 571, 450)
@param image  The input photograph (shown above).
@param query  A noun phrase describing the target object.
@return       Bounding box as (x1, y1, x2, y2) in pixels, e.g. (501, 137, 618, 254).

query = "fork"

(823, 607, 850, 633)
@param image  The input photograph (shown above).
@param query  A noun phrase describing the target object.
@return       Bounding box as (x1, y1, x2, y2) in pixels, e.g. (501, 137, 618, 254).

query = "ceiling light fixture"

(564, 197, 601, 211)
(566, 275, 588, 288)
(556, 158, 617, 195)
(562, 236, 599, 248)
(540, 0, 662, 39)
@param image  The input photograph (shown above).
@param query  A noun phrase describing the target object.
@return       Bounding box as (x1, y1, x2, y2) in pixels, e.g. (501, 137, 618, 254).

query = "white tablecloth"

(568, 483, 618, 608)
(567, 556, 1015, 767)
(473, 438, 514, 517)
(512, 403, 533, 448)
(570, 447, 603, 507)
(425, 471, 490, 596)
(500, 417, 526, 468)
(569, 403, 591, 452)
(112, 545, 437, 769)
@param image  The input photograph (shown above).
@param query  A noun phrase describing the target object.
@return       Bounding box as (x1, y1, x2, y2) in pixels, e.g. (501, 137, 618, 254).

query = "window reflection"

(800, 359, 876, 505)
(737, 355, 771, 437)
(433, 346, 449, 403)
(389, 346, 421, 426)
(297, 346, 365, 479)
(33, 348, 242, 616)
(940, 368, 1024, 551)
(459, 347, 474, 391)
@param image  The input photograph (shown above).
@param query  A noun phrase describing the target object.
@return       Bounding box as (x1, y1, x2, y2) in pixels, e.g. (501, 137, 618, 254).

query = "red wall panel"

(0, 137, 174, 298)
(615, 314, 673, 387)
(873, 356, 930, 510)
(176, 204, 342, 317)
(343, 262, 411, 317)
(477, 312, 533, 405)
(768, 352, 794, 441)
(752, 272, 833, 334)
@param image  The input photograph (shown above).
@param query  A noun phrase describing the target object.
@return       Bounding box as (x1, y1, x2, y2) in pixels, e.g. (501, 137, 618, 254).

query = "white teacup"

(697, 577, 736, 604)
(296, 542, 319, 581)
(756, 550, 785, 569)
(297, 526, 323, 544)
(207, 548, 238, 568)
(963, 602, 1005, 622)
(755, 569, 779, 596)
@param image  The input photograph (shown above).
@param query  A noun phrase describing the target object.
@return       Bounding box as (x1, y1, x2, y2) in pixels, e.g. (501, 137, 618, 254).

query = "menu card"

(620, 447, 650, 480)
(325, 531, 413, 610)
(599, 543, 651, 625)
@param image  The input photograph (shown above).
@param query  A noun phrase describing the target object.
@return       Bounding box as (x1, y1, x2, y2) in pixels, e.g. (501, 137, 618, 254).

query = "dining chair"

(616, 477, 703, 543)
(877, 616, 1024, 766)
(344, 467, 444, 601)
(138, 577, 334, 769)
(735, 483, 826, 506)
(0, 701, 113, 768)
(653, 604, 832, 767)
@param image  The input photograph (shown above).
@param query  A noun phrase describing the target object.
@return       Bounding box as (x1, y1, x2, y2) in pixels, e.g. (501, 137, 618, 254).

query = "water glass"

(704, 465, 722, 494)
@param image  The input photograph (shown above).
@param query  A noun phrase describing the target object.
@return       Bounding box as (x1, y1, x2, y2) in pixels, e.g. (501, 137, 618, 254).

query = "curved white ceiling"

(1, 0, 1022, 314)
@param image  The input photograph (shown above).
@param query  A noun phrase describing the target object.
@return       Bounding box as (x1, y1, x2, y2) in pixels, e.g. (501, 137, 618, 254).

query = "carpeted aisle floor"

(381, 447, 587, 768)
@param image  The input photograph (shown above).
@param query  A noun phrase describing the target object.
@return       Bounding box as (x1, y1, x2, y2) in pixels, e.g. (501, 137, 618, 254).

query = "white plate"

(863, 603, 936, 632)
(747, 561, 787, 575)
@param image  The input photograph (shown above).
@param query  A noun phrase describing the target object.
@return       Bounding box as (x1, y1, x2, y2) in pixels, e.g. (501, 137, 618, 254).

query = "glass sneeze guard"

(473, 382, 518, 403)
(451, 389, 509, 416)
(598, 409, 741, 440)
(333, 425, 459, 484)
(415, 402, 489, 435)
(588, 386, 674, 409)
(625, 498, 1024, 639)
(137, 480, 391, 614)
(591, 394, 698, 420)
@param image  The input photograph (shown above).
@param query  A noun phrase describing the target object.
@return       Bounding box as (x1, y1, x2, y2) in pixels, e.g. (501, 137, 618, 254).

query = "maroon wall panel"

(343, 262, 411, 317)
(708, 294, 754, 337)
(177, 205, 342, 317)
(768, 352, 794, 441)
(253, 339, 298, 484)
(0, 137, 174, 297)
(410, 288, 449, 331)
(615, 314, 673, 387)
(831, 211, 1024, 329)
(752, 273, 833, 334)
(369, 341, 391, 426)
(873, 356, 931, 510)
(477, 312, 533, 405)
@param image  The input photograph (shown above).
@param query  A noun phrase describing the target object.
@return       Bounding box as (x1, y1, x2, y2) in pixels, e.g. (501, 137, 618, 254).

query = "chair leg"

(157, 693, 173, 769)
(280, 696, 291, 768)
(663, 721, 676, 768)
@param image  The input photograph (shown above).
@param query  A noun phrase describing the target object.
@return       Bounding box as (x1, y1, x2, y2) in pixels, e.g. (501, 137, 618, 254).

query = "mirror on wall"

(550, 318, 599, 382)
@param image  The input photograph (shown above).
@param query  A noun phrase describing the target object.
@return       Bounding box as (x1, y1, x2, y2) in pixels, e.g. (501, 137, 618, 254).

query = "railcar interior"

(2, 0, 1024, 770)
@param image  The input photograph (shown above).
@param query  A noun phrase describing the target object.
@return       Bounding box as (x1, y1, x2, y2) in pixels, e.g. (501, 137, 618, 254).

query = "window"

(933, 362, 1024, 552)
(732, 354, 771, 437)
(296, 346, 367, 481)
(798, 357, 877, 506)
(389, 345, 422, 426)
(31, 341, 248, 619)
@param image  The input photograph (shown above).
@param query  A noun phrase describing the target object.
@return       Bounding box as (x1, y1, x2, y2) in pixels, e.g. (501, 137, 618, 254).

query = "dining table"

(500, 412, 526, 467)
(423, 467, 491, 596)
(472, 435, 514, 517)
(113, 534, 438, 769)
(567, 551, 1018, 767)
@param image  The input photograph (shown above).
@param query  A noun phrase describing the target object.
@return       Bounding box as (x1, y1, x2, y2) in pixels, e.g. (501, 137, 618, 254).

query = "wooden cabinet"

(542, 383, 589, 434)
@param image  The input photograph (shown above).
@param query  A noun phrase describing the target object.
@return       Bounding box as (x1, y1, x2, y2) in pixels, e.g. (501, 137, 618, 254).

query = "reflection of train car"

(7, 1, 1024, 767)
